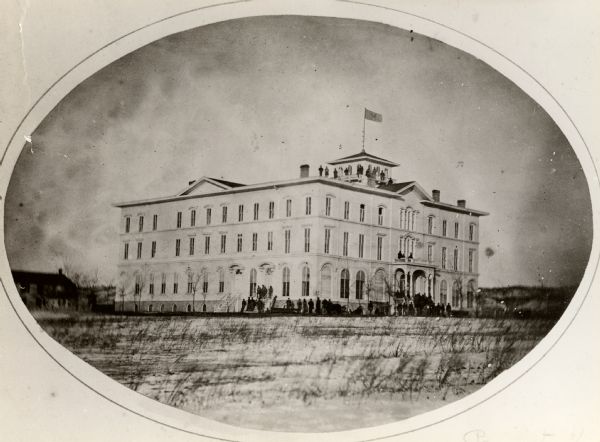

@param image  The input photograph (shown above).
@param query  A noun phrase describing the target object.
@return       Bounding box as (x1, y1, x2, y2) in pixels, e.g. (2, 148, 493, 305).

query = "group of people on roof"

(317, 164, 388, 181)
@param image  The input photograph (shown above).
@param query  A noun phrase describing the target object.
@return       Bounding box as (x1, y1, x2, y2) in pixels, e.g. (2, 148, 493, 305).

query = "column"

(427, 274, 432, 298)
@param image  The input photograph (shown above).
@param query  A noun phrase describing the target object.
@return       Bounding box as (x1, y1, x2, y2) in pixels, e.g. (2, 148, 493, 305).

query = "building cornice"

(113, 177, 406, 208)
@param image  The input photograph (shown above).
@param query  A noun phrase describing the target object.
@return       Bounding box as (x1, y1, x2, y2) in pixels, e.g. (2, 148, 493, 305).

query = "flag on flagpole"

(364, 108, 383, 123)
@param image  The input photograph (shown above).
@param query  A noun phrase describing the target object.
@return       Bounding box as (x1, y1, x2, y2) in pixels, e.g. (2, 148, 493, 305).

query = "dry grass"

(36, 313, 554, 432)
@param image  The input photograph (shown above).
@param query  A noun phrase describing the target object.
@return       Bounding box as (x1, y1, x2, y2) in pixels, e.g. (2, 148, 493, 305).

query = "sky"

(4, 16, 593, 287)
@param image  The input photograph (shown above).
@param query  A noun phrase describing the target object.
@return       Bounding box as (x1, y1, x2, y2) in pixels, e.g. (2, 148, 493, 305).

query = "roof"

(207, 177, 245, 188)
(420, 200, 489, 217)
(377, 181, 416, 192)
(11, 270, 78, 289)
(178, 176, 246, 196)
(327, 150, 399, 167)
(114, 176, 408, 208)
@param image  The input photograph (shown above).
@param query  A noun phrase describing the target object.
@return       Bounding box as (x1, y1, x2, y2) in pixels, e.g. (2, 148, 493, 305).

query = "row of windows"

(123, 233, 476, 271)
(440, 247, 476, 272)
(125, 199, 476, 233)
(133, 304, 198, 313)
(132, 267, 476, 309)
(125, 214, 159, 233)
(134, 269, 226, 296)
(427, 217, 477, 241)
(439, 279, 476, 308)
(124, 230, 293, 259)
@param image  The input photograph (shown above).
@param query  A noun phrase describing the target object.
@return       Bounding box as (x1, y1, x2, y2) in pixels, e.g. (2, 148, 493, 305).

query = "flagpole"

(362, 108, 366, 153)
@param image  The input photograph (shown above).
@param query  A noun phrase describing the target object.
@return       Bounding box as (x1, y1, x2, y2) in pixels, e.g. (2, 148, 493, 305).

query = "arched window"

(394, 269, 405, 294)
(187, 304, 192, 312)
(148, 304, 153, 312)
(467, 280, 475, 308)
(218, 268, 225, 293)
(440, 280, 448, 305)
(160, 304, 164, 313)
(249, 268, 257, 296)
(340, 269, 350, 299)
(452, 280, 461, 308)
(356, 270, 365, 299)
(201, 268, 208, 293)
(320, 265, 331, 297)
(172, 304, 177, 312)
(134, 304, 139, 313)
(373, 269, 385, 301)
(282, 267, 290, 297)
(302, 266, 310, 297)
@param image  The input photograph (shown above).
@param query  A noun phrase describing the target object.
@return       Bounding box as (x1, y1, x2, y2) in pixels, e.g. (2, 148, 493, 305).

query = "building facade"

(114, 151, 488, 313)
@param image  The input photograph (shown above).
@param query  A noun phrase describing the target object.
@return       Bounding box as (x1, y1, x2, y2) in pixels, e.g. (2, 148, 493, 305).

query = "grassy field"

(35, 314, 555, 432)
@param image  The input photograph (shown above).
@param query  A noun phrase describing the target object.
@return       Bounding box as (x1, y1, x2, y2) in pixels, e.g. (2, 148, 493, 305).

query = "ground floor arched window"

(340, 269, 350, 298)
(249, 268, 257, 296)
(187, 304, 192, 313)
(302, 266, 310, 297)
(356, 270, 365, 299)
(201, 268, 208, 294)
(282, 266, 290, 297)
(467, 280, 475, 308)
(218, 268, 225, 293)
(320, 265, 331, 297)
(373, 269, 385, 301)
(452, 280, 460, 308)
(440, 280, 448, 305)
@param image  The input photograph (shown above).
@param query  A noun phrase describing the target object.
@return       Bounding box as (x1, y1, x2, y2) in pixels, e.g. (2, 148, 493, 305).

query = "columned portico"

(392, 260, 436, 299)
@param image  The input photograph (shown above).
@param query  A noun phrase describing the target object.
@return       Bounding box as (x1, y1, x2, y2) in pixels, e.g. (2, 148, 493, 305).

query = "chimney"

(432, 190, 440, 202)
(188, 180, 195, 185)
(58, 268, 63, 276)
(300, 164, 310, 178)
(457, 199, 466, 208)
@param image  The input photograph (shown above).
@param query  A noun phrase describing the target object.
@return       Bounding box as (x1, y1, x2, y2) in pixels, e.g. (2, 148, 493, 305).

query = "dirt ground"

(35, 313, 554, 432)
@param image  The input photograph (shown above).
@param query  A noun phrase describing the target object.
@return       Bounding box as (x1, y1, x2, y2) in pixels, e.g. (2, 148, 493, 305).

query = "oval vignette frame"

(0, 1, 597, 441)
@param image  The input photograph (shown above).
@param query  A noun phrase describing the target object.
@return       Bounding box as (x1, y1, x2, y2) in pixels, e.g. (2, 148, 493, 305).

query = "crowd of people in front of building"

(238, 285, 457, 317)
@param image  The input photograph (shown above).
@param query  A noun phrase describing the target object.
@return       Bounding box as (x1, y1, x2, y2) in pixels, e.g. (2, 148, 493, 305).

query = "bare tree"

(452, 274, 464, 310)
(133, 264, 150, 312)
(383, 276, 396, 316)
(117, 271, 127, 312)
(364, 275, 374, 314)
(186, 266, 202, 312)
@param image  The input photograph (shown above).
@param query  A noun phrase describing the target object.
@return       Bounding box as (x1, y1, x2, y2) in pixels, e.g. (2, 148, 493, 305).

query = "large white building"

(114, 150, 488, 314)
